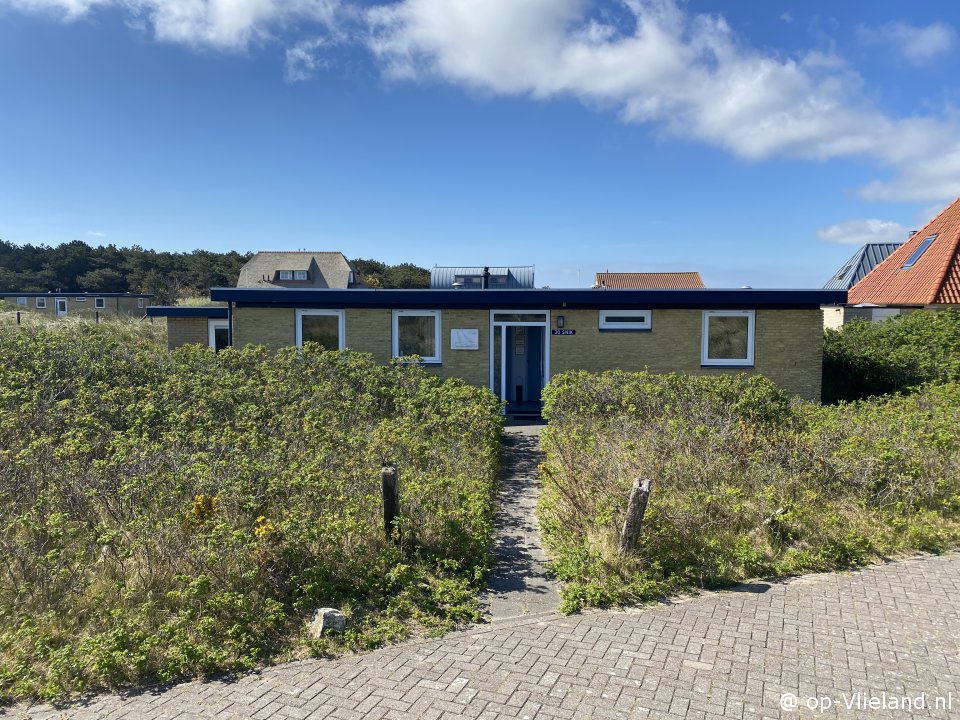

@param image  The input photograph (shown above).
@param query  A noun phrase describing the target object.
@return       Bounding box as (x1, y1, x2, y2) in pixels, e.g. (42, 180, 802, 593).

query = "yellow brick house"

(152, 286, 846, 409)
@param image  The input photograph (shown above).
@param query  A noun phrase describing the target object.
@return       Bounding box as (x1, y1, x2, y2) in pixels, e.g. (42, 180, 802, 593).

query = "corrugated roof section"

(823, 243, 903, 290)
(430, 266, 535, 289)
(849, 197, 960, 305)
(594, 272, 705, 289)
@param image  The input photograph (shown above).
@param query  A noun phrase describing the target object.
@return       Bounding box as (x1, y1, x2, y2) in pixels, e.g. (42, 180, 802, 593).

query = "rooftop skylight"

(901, 234, 936, 269)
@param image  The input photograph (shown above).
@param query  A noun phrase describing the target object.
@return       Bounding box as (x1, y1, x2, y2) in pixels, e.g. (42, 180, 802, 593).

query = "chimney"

(482, 267, 490, 290)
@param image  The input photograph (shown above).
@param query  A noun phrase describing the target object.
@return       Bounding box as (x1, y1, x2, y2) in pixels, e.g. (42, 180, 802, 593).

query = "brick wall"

(167, 317, 208, 350)
(344, 309, 392, 362)
(226, 305, 825, 401)
(431, 309, 489, 387)
(232, 307, 296, 350)
(551, 308, 824, 401)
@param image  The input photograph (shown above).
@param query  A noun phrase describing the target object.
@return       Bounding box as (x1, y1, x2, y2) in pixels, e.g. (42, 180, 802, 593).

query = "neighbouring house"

(152, 286, 845, 407)
(0, 291, 152, 317)
(831, 197, 960, 324)
(237, 251, 364, 289)
(593, 272, 705, 289)
(430, 266, 535, 289)
(821, 242, 904, 328)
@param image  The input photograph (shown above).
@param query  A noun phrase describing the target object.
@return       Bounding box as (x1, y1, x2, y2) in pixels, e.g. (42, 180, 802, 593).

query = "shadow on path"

(481, 421, 560, 620)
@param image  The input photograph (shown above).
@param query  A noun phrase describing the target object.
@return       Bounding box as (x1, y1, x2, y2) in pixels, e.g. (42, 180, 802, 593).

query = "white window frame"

(208, 319, 230, 351)
(599, 309, 652, 331)
(279, 270, 293, 281)
(392, 310, 442, 363)
(95, 297, 106, 309)
(17, 297, 27, 306)
(75, 296, 86, 302)
(701, 310, 755, 367)
(294, 270, 308, 281)
(35, 297, 46, 309)
(137, 298, 144, 309)
(295, 309, 345, 350)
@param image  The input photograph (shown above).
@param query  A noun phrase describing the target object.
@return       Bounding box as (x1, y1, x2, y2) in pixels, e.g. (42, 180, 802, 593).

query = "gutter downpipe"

(228, 301, 234, 347)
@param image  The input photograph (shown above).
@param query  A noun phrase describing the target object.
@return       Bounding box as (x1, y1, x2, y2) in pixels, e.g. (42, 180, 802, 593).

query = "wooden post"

(95, 311, 100, 324)
(16, 312, 20, 325)
(381, 463, 400, 541)
(618, 478, 654, 556)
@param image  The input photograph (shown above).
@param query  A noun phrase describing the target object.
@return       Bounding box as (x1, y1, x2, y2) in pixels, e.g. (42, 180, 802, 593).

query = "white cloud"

(285, 37, 331, 82)
(816, 218, 909, 245)
(86, 230, 106, 237)
(779, 12, 792, 24)
(364, 0, 960, 203)
(5, 0, 341, 49)
(6, 0, 960, 204)
(857, 21, 956, 66)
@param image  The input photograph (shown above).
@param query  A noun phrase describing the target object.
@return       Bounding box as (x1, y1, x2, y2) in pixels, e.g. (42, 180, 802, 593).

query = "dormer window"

(294, 270, 308, 280)
(279, 271, 293, 280)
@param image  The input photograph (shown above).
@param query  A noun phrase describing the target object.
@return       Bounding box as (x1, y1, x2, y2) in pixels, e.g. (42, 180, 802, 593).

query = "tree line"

(0, 241, 430, 303)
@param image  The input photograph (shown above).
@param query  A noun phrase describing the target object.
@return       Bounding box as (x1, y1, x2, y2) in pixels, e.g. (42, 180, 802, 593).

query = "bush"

(823, 309, 960, 403)
(0, 325, 502, 702)
(539, 370, 960, 613)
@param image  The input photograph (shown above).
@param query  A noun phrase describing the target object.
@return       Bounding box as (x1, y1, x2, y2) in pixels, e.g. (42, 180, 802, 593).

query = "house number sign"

(551, 329, 576, 335)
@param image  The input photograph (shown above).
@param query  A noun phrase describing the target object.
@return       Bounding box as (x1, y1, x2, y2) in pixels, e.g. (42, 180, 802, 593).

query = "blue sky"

(2, 0, 960, 288)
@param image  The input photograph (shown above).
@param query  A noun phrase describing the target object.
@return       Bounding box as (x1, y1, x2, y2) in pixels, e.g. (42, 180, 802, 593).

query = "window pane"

(301, 315, 340, 350)
(605, 314, 647, 324)
(398, 315, 436, 357)
(493, 313, 546, 323)
(708, 315, 749, 360)
(213, 327, 230, 352)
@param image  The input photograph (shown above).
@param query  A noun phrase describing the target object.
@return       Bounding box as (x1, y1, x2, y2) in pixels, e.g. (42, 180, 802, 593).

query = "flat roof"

(146, 306, 229, 318)
(209, 287, 846, 309)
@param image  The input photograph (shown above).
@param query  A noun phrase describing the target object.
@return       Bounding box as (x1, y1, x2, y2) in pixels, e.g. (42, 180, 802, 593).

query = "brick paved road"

(7, 553, 960, 719)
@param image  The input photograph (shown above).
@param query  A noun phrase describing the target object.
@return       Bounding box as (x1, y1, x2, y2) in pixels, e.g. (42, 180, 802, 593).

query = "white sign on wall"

(450, 328, 479, 350)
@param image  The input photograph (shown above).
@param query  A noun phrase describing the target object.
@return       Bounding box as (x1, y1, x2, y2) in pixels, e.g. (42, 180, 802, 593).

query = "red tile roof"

(594, 272, 705, 289)
(848, 197, 960, 306)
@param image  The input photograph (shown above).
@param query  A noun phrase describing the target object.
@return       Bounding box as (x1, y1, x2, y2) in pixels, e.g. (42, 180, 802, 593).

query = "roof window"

(901, 234, 936, 269)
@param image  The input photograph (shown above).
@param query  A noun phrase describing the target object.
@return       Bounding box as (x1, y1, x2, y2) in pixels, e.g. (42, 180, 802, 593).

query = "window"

(95, 298, 106, 309)
(279, 270, 293, 280)
(599, 309, 652, 331)
(702, 310, 755, 366)
(296, 309, 344, 350)
(137, 298, 144, 309)
(35, 297, 46, 309)
(901, 234, 936, 269)
(832, 263, 853, 281)
(294, 270, 308, 281)
(348, 270, 355, 284)
(492, 312, 547, 323)
(17, 297, 27, 306)
(75, 296, 86, 302)
(208, 320, 230, 352)
(392, 310, 441, 363)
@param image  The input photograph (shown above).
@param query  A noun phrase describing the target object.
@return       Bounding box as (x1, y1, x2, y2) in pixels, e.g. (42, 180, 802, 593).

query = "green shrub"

(0, 326, 502, 702)
(539, 370, 960, 612)
(823, 309, 960, 402)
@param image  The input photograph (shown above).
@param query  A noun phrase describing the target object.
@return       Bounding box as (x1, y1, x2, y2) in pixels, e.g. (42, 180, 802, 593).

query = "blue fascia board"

(210, 287, 846, 309)
(146, 306, 229, 318)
